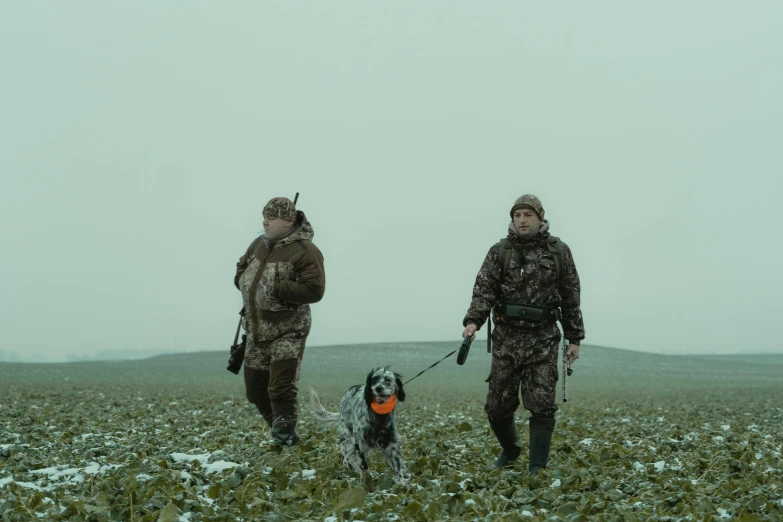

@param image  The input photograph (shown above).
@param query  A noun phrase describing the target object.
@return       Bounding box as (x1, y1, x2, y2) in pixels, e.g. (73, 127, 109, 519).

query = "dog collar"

(370, 394, 397, 415)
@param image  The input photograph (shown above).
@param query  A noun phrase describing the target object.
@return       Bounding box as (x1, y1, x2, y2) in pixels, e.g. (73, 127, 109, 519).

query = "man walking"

(235, 197, 325, 446)
(462, 194, 584, 474)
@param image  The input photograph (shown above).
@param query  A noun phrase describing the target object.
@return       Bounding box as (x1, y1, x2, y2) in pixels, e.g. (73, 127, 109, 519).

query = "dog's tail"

(309, 388, 340, 423)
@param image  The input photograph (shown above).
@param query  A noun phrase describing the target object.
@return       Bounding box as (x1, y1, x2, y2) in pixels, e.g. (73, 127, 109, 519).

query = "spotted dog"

(310, 366, 407, 483)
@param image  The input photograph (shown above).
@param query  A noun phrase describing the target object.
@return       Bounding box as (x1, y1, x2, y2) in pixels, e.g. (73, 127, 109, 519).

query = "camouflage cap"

(263, 197, 297, 222)
(510, 194, 544, 219)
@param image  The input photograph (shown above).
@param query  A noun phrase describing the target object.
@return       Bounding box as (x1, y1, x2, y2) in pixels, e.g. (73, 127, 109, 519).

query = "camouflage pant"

(244, 333, 307, 371)
(485, 322, 561, 420)
(244, 334, 307, 427)
(242, 303, 311, 371)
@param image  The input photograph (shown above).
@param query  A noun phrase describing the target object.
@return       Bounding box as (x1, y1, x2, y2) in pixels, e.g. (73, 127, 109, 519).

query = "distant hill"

(689, 353, 783, 365)
(64, 349, 182, 362)
(1, 343, 780, 400)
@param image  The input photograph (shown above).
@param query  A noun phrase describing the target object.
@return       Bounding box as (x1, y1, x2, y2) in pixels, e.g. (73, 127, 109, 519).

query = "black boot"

(488, 417, 522, 468)
(271, 416, 301, 446)
(529, 417, 555, 475)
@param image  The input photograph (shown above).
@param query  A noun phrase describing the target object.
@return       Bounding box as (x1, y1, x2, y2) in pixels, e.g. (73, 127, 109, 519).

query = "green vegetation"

(1, 343, 782, 521)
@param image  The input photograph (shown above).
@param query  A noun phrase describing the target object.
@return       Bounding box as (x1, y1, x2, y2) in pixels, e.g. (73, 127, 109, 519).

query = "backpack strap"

(247, 235, 265, 261)
(498, 238, 513, 286)
(491, 239, 516, 355)
(501, 236, 564, 282)
(546, 236, 565, 283)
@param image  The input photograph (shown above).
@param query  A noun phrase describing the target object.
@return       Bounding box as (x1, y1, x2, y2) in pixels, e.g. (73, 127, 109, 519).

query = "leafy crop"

(2, 345, 782, 521)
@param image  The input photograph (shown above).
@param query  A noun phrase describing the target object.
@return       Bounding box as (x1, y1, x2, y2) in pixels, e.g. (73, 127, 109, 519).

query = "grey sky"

(1, 2, 781, 362)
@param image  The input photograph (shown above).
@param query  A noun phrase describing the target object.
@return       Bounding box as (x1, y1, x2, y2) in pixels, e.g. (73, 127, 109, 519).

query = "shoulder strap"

(492, 239, 513, 355)
(247, 235, 265, 261)
(498, 239, 513, 285)
(546, 236, 565, 282)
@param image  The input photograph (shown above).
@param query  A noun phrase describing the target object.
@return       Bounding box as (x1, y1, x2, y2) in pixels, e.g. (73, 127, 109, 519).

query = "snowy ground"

(1, 345, 782, 521)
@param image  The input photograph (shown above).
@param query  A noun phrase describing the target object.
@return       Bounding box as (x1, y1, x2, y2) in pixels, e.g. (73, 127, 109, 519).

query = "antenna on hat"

(293, 192, 299, 205)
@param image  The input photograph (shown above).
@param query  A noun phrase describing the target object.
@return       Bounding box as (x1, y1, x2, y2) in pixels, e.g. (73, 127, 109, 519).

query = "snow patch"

(169, 452, 211, 464)
(203, 461, 239, 474)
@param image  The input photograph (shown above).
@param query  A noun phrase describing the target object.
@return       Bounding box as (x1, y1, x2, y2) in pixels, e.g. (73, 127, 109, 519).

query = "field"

(1, 343, 782, 521)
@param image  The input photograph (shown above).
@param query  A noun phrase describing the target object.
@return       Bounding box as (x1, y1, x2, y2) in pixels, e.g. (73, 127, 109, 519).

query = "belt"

(495, 303, 561, 323)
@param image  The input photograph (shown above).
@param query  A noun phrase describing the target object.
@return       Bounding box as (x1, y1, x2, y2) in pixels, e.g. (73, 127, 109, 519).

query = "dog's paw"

(361, 470, 377, 490)
(393, 473, 409, 486)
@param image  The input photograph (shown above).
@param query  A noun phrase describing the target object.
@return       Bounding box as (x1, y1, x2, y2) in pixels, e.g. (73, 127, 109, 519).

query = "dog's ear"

(394, 373, 406, 403)
(364, 370, 375, 406)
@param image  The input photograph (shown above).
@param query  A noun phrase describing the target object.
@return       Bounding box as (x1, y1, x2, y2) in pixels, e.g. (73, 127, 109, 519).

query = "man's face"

(263, 215, 294, 240)
(513, 208, 542, 238)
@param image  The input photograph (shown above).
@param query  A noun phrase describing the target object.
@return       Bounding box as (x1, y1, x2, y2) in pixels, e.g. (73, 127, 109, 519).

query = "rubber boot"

(488, 416, 522, 468)
(271, 415, 300, 446)
(529, 417, 555, 475)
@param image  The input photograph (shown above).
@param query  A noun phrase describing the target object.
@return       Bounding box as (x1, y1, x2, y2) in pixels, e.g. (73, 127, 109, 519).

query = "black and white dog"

(310, 366, 407, 483)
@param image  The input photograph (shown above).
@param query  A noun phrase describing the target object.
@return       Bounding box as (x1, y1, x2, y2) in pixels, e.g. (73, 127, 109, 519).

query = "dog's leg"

(339, 426, 366, 475)
(382, 443, 407, 484)
(357, 442, 369, 472)
(356, 438, 371, 474)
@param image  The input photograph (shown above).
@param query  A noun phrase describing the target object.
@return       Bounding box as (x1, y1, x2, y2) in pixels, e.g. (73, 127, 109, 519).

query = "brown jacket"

(235, 211, 325, 343)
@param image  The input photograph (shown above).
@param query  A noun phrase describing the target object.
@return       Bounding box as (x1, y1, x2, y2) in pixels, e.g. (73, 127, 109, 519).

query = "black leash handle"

(457, 336, 472, 365)
(487, 313, 492, 353)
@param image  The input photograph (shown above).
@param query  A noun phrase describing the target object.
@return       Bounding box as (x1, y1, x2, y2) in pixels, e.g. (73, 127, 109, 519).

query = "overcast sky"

(1, 2, 781, 362)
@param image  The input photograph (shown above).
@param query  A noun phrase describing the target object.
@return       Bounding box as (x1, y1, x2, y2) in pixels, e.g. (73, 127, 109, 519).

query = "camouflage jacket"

(235, 211, 325, 342)
(463, 226, 585, 343)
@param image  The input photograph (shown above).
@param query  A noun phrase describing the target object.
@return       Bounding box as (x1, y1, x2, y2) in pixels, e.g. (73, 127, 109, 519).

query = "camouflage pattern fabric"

(510, 194, 545, 219)
(463, 229, 585, 341)
(463, 214, 585, 422)
(262, 197, 297, 222)
(236, 213, 324, 370)
(243, 332, 308, 371)
(484, 324, 561, 420)
(235, 209, 325, 441)
(238, 252, 313, 370)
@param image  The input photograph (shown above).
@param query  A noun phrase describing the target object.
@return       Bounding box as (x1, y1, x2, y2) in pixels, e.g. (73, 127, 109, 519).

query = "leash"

(403, 348, 459, 386)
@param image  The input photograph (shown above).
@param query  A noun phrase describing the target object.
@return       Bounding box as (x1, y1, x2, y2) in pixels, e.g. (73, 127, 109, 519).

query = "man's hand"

(462, 324, 477, 341)
(565, 343, 580, 361)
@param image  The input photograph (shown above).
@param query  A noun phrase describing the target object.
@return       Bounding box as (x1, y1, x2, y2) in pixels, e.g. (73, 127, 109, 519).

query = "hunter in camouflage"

(235, 197, 325, 446)
(462, 194, 585, 474)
